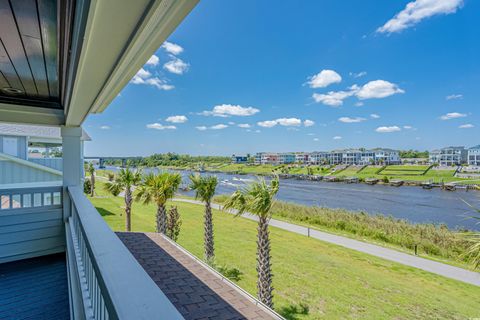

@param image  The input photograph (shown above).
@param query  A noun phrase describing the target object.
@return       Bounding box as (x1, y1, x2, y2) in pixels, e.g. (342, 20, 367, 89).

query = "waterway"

(101, 166, 480, 230)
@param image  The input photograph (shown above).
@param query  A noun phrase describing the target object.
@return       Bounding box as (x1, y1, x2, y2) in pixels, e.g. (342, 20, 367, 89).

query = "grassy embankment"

(213, 194, 475, 267)
(100, 163, 478, 185)
(172, 163, 474, 184)
(90, 183, 480, 319)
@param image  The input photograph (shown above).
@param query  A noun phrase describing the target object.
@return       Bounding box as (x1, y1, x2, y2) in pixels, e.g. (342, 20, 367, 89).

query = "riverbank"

(88, 185, 480, 319)
(156, 163, 480, 189)
(213, 194, 476, 268)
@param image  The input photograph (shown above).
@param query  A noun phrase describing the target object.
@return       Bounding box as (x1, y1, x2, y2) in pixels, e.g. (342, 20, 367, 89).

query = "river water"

(102, 166, 480, 230)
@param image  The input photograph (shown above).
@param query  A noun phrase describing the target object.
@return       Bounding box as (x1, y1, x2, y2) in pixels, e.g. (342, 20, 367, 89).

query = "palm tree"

(223, 177, 279, 308)
(136, 172, 181, 234)
(104, 168, 142, 231)
(189, 174, 218, 262)
(87, 162, 95, 197)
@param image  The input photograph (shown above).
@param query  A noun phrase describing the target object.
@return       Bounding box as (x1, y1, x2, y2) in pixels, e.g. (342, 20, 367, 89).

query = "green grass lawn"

(90, 188, 480, 319)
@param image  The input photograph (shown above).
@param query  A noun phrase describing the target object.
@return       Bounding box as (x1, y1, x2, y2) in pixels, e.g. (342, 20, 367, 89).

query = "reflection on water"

(101, 166, 480, 230)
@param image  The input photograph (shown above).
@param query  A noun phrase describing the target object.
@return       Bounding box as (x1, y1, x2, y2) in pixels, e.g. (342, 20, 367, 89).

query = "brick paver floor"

(117, 232, 278, 320)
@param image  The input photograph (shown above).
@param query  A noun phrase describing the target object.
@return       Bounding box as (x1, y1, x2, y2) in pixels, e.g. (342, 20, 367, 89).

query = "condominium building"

(279, 152, 296, 164)
(429, 146, 467, 166)
(254, 148, 401, 166)
(360, 150, 376, 165)
(372, 148, 401, 165)
(328, 151, 344, 165)
(468, 145, 480, 166)
(342, 149, 362, 165)
(295, 152, 310, 164)
(309, 151, 329, 165)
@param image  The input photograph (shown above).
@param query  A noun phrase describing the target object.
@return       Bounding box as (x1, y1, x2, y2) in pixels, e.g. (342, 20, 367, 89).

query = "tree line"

(102, 153, 230, 167)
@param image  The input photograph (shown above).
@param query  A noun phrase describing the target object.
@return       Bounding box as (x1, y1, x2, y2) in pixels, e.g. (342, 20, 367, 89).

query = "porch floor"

(117, 232, 277, 320)
(0, 254, 70, 320)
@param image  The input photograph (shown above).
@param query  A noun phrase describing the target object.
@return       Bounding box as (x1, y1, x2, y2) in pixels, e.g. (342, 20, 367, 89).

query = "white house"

(468, 145, 480, 166)
(429, 146, 467, 166)
(372, 148, 401, 165)
(0, 123, 90, 171)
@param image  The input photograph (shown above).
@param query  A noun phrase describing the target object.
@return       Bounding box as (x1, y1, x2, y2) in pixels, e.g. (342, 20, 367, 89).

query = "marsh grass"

(214, 195, 472, 263)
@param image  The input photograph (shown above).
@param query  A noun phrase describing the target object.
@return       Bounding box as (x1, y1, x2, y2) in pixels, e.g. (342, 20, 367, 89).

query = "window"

(2, 137, 18, 157)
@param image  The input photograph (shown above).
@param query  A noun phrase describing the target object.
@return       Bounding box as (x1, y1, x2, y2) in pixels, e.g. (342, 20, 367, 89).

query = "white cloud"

(255, 130, 261, 133)
(257, 118, 306, 128)
(146, 55, 159, 66)
(403, 125, 413, 129)
(238, 123, 251, 128)
(350, 71, 367, 78)
(333, 136, 342, 140)
(146, 123, 176, 130)
(100, 125, 110, 130)
(165, 115, 188, 123)
(161, 41, 183, 55)
(303, 119, 315, 127)
(163, 57, 189, 75)
(446, 94, 463, 100)
(377, 0, 463, 34)
(228, 121, 236, 125)
(307, 133, 315, 136)
(459, 124, 474, 129)
(338, 117, 366, 123)
(131, 68, 174, 90)
(307, 70, 342, 88)
(375, 126, 401, 133)
(440, 112, 467, 120)
(276, 118, 302, 126)
(196, 126, 208, 131)
(257, 120, 278, 128)
(131, 69, 155, 86)
(210, 124, 228, 130)
(312, 85, 358, 107)
(145, 78, 174, 90)
(370, 113, 380, 119)
(200, 104, 260, 117)
(313, 138, 319, 141)
(356, 80, 404, 100)
(355, 102, 364, 107)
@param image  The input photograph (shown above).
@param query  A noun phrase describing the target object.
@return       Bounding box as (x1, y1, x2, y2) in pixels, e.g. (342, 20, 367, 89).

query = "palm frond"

(223, 177, 279, 219)
(189, 174, 218, 202)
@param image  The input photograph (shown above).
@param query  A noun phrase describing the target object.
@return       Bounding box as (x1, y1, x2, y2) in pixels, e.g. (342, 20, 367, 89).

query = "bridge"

(84, 156, 141, 168)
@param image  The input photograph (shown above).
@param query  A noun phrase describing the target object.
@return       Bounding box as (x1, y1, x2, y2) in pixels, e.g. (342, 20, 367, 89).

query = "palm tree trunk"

(156, 204, 167, 234)
(257, 216, 273, 308)
(125, 187, 132, 231)
(90, 173, 95, 197)
(204, 200, 214, 262)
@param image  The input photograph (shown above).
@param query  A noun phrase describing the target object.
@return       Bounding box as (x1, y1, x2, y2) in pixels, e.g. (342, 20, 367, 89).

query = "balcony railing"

(65, 186, 183, 319)
(28, 157, 63, 171)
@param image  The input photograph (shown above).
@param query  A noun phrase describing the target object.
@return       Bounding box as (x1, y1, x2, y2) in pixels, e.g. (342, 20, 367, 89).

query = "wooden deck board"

(0, 253, 69, 320)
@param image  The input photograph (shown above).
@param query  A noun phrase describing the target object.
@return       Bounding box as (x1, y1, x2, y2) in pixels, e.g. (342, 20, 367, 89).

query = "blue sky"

(84, 0, 479, 156)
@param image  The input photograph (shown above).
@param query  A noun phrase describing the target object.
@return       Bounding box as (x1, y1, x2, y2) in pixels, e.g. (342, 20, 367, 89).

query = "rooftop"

(117, 232, 279, 320)
(0, 123, 91, 142)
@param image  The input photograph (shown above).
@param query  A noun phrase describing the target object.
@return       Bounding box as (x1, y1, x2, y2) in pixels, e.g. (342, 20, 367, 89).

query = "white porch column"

(62, 126, 83, 219)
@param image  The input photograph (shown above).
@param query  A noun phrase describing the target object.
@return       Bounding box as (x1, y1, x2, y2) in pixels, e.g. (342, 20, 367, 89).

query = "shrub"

(84, 179, 92, 194)
(166, 206, 182, 241)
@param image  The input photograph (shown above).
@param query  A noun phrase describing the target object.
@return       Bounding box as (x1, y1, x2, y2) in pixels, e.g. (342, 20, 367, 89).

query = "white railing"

(0, 185, 62, 211)
(65, 186, 183, 320)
